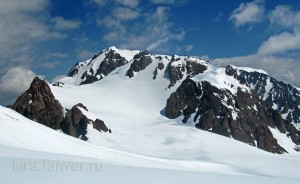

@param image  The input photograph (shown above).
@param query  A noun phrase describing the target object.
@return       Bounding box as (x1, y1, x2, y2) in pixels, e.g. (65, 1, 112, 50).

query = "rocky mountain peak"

(51, 47, 300, 153)
(11, 77, 64, 130)
(126, 50, 152, 78)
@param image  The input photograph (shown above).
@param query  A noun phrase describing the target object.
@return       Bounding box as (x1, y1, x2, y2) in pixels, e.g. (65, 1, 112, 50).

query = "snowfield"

(1, 105, 300, 184)
(1, 47, 300, 183)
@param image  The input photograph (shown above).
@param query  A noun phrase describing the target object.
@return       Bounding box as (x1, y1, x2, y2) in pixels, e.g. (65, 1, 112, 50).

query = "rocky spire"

(11, 77, 64, 130)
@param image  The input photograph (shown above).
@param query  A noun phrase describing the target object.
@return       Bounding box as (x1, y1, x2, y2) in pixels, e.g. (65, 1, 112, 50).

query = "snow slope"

(1, 105, 300, 183)
(2, 47, 300, 183)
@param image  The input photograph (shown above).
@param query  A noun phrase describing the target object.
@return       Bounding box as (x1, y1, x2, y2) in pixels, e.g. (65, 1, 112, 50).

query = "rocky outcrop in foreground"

(11, 77, 110, 140)
(61, 103, 111, 141)
(11, 77, 64, 129)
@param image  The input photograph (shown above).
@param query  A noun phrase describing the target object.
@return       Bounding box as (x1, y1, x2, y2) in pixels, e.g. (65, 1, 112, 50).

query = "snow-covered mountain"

(51, 46, 300, 153)
(1, 46, 300, 183)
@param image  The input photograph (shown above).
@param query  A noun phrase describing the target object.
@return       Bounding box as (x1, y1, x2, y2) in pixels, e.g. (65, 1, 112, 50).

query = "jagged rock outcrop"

(126, 51, 152, 78)
(11, 77, 111, 141)
(225, 65, 300, 124)
(52, 81, 65, 87)
(81, 49, 128, 84)
(165, 78, 298, 153)
(11, 77, 64, 130)
(61, 103, 110, 140)
(165, 56, 207, 88)
(153, 63, 165, 79)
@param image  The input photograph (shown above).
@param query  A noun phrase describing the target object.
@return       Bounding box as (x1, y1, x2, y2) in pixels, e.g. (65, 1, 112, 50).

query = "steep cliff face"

(80, 49, 128, 84)
(11, 77, 64, 130)
(165, 56, 208, 88)
(225, 65, 300, 124)
(126, 51, 152, 78)
(165, 77, 299, 153)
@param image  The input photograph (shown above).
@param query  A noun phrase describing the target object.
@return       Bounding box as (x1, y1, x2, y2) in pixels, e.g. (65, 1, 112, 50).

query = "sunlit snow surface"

(1, 48, 300, 183)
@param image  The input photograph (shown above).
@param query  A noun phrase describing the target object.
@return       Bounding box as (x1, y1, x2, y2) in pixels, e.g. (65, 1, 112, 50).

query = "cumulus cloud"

(257, 30, 300, 55)
(229, 0, 264, 27)
(213, 55, 300, 87)
(218, 2, 300, 88)
(52, 16, 82, 30)
(0, 67, 44, 105)
(269, 5, 300, 29)
(0, 0, 68, 75)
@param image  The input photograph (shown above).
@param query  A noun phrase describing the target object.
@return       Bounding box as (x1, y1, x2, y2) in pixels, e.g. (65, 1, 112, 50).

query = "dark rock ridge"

(68, 51, 104, 77)
(81, 49, 128, 84)
(153, 62, 165, 79)
(225, 65, 300, 124)
(11, 77, 110, 140)
(165, 78, 300, 153)
(61, 103, 110, 141)
(52, 81, 65, 87)
(165, 56, 208, 88)
(11, 77, 64, 130)
(126, 51, 152, 78)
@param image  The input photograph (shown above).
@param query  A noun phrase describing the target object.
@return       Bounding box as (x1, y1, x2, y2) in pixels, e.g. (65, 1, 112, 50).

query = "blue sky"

(0, 0, 300, 105)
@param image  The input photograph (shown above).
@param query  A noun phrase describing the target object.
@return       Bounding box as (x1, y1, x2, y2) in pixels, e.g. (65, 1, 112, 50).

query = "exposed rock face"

(225, 65, 300, 124)
(81, 49, 128, 84)
(68, 62, 81, 77)
(61, 103, 110, 140)
(11, 77, 111, 141)
(126, 51, 152, 78)
(94, 119, 109, 132)
(165, 78, 298, 153)
(165, 56, 207, 88)
(153, 63, 165, 79)
(11, 77, 64, 130)
(52, 81, 65, 87)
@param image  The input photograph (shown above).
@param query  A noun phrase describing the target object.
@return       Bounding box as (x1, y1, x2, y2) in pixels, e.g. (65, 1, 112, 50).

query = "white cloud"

(151, 0, 188, 5)
(90, 0, 107, 6)
(40, 61, 61, 69)
(98, 6, 184, 51)
(213, 54, 300, 87)
(44, 52, 68, 59)
(0, 67, 44, 105)
(91, 0, 139, 8)
(269, 5, 300, 29)
(52, 16, 82, 30)
(0, 0, 67, 74)
(185, 45, 193, 52)
(113, 7, 140, 20)
(114, 0, 139, 8)
(257, 30, 300, 55)
(77, 49, 96, 60)
(229, 0, 264, 27)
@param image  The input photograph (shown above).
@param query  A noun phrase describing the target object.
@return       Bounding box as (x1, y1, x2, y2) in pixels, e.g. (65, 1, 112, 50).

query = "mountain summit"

(50, 46, 300, 153)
